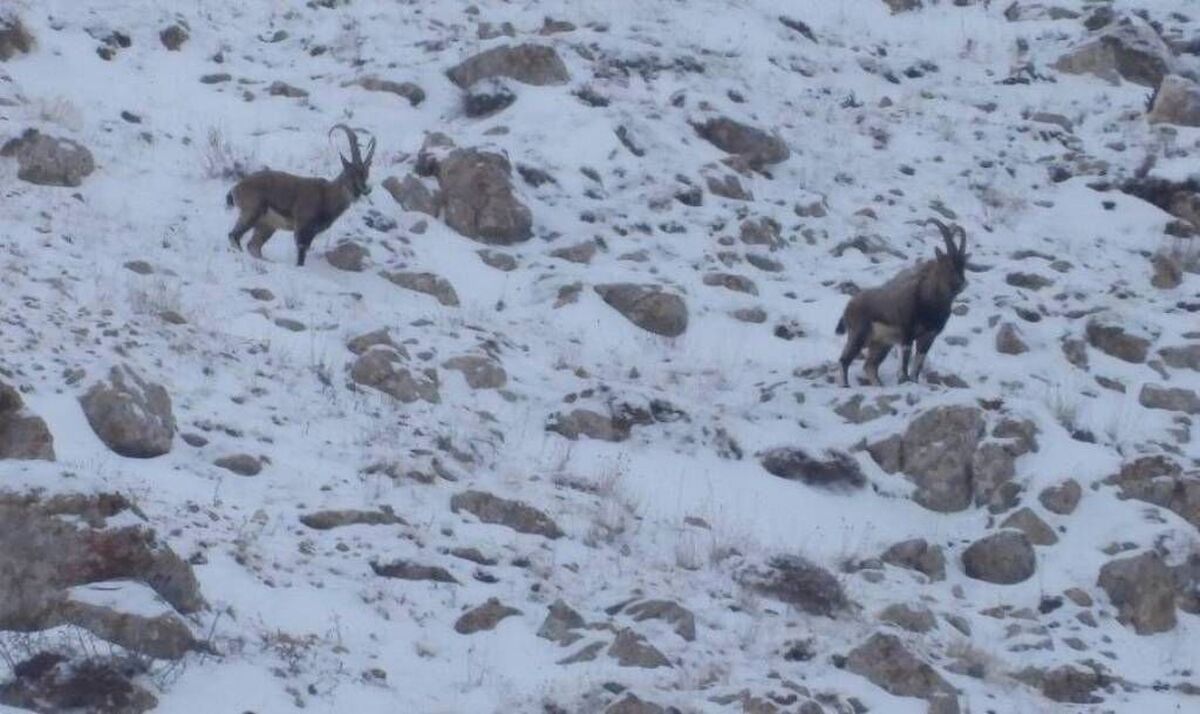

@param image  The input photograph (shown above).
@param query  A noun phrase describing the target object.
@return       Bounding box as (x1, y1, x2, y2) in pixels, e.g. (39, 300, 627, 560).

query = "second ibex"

(226, 124, 376, 266)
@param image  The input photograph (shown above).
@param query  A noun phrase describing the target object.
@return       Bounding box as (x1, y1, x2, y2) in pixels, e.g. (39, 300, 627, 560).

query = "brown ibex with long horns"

(226, 124, 376, 266)
(835, 218, 970, 387)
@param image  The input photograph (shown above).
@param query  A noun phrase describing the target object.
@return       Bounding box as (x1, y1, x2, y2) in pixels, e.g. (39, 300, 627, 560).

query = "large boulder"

(594, 283, 689, 337)
(846, 633, 959, 713)
(437, 148, 533, 244)
(79, 365, 175, 458)
(867, 405, 985, 512)
(446, 43, 569, 88)
(350, 347, 440, 404)
(693, 116, 790, 170)
(0, 382, 54, 460)
(1149, 75, 1200, 127)
(1, 129, 95, 187)
(1098, 551, 1177, 634)
(1054, 15, 1175, 88)
(961, 530, 1036, 584)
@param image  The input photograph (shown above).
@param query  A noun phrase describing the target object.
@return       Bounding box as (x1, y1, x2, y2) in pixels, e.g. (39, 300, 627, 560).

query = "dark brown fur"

(836, 219, 969, 387)
(226, 125, 375, 266)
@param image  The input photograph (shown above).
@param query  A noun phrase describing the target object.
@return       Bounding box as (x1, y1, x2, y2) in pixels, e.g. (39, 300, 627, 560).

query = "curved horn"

(364, 135, 377, 165)
(923, 217, 959, 255)
(955, 223, 967, 255)
(329, 123, 362, 166)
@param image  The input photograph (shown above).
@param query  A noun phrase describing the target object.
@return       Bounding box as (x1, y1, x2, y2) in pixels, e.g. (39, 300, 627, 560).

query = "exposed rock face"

(594, 283, 689, 337)
(883, 0, 923, 13)
(325, 240, 369, 272)
(606, 694, 667, 714)
(1, 129, 95, 187)
(447, 43, 570, 88)
(350, 347, 441, 404)
(1106, 456, 1200, 532)
(450, 489, 563, 539)
(846, 633, 958, 712)
(437, 148, 533, 244)
(961, 530, 1036, 584)
(79, 365, 176, 458)
(1000, 507, 1058, 546)
(759, 447, 865, 491)
(371, 559, 458, 584)
(383, 174, 439, 215)
(1055, 15, 1174, 87)
(1098, 551, 1177, 635)
(738, 555, 849, 617)
(703, 272, 759, 294)
(443, 355, 507, 390)
(693, 116, 790, 169)
(1085, 318, 1150, 363)
(1139, 384, 1200, 415)
(608, 629, 671, 668)
(0, 382, 54, 460)
(538, 599, 585, 645)
(1149, 75, 1200, 127)
(454, 599, 521, 634)
(0, 492, 204, 635)
(58, 586, 198, 660)
(1039, 479, 1082, 515)
(881, 538, 947, 581)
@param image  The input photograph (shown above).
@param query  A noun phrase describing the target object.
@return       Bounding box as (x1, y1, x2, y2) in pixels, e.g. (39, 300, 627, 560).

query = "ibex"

(226, 124, 375, 266)
(835, 218, 969, 387)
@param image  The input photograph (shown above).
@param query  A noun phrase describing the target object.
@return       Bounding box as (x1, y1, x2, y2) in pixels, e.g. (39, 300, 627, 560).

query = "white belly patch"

(870, 322, 903, 345)
(262, 209, 294, 231)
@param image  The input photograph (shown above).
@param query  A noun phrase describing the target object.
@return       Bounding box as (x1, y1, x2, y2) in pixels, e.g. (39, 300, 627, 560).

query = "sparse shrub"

(201, 127, 255, 180)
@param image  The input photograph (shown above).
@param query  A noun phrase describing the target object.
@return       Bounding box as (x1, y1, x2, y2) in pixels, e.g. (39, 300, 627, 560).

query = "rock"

(159, 23, 188, 51)
(446, 43, 569, 88)
(437, 148, 533, 244)
(995, 322, 1029, 355)
(625, 600, 696, 642)
(370, 559, 458, 584)
(1062, 337, 1089, 369)
(759, 447, 865, 491)
(478, 249, 517, 271)
(58, 583, 198, 660)
(732, 307, 767, 323)
(548, 409, 629, 442)
(703, 272, 758, 295)
(558, 641, 605, 665)
(867, 405, 986, 512)
(538, 599, 585, 645)
(739, 217, 781, 247)
(608, 629, 671, 669)
(443, 355, 507, 389)
(1039, 479, 1082, 515)
(1151, 253, 1183, 289)
(607, 694, 667, 714)
(1160, 344, 1200, 371)
(739, 555, 849, 617)
(464, 77, 517, 117)
(1174, 554, 1200, 614)
(1, 129, 95, 187)
(594, 283, 688, 337)
(1085, 318, 1149, 363)
(0, 381, 54, 460)
(346, 328, 400, 356)
(325, 240, 369, 272)
(962, 530, 1036, 584)
(455, 598, 521, 634)
(351, 347, 440, 404)
(1139, 384, 1200, 414)
(0, 655, 157, 714)
(213, 453, 261, 476)
(1000, 507, 1058, 546)
(706, 172, 753, 201)
(346, 76, 425, 106)
(1098, 552, 1176, 634)
(267, 80, 307, 98)
(694, 117, 790, 169)
(846, 633, 958, 711)
(550, 240, 598, 264)
(451, 489, 563, 539)
(0, 492, 204, 632)
(79, 365, 175, 458)
(1054, 15, 1174, 88)
(381, 270, 459, 307)
(0, 15, 34, 61)
(883, 0, 923, 13)
(383, 174, 439, 216)
(300, 509, 404, 530)
(878, 603, 937, 633)
(1106, 456, 1200, 532)
(1041, 664, 1105, 704)
(881, 538, 947, 581)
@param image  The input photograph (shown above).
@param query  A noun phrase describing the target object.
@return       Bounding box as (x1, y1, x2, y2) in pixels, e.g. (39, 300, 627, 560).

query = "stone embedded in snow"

(60, 581, 198, 660)
(867, 405, 986, 512)
(606, 694, 668, 714)
(538, 599, 586, 646)
(0, 381, 54, 461)
(739, 217, 781, 247)
(464, 77, 517, 117)
(213, 453, 261, 476)
(759, 447, 865, 491)
(878, 602, 937, 633)
(346, 328, 401, 356)
(693, 116, 790, 169)
(557, 641, 605, 665)
(608, 629, 671, 669)
(442, 355, 507, 390)
(1040, 664, 1106, 704)
(550, 240, 598, 264)
(1039, 479, 1082, 515)
(325, 240, 369, 272)
(299, 509, 405, 530)
(446, 43, 569, 88)
(437, 148, 533, 245)
(625, 600, 696, 642)
(79, 365, 176, 458)
(547, 408, 630, 442)
(267, 80, 307, 98)
(1160, 344, 1200, 372)
(345, 76, 425, 106)
(881, 538, 946, 581)
(454, 598, 521, 635)
(705, 171, 753, 201)
(478, 249, 517, 271)
(702, 272, 758, 295)
(1, 129, 95, 187)
(995, 322, 1029, 355)
(1149, 75, 1200, 127)
(370, 559, 458, 584)
(594, 283, 688, 337)
(380, 270, 460, 307)
(1054, 15, 1175, 88)
(450, 489, 563, 539)
(0, 654, 158, 714)
(882, 0, 922, 13)
(962, 530, 1036, 584)
(739, 555, 849, 617)
(0, 15, 34, 61)
(383, 174, 439, 216)
(350, 347, 440, 404)
(1098, 551, 1177, 635)
(1139, 384, 1200, 415)
(159, 23, 188, 51)
(1106, 456, 1200, 533)
(845, 633, 959, 712)
(1000, 507, 1058, 546)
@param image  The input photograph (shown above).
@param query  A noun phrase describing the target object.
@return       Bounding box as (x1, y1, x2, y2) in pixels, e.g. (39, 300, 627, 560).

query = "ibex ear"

(935, 247, 946, 261)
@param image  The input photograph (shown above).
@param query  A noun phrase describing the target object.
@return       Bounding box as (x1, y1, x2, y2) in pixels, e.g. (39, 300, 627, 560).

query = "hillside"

(1, 0, 1199, 712)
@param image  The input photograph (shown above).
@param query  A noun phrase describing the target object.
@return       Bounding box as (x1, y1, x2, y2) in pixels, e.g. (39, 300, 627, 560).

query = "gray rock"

(868, 405, 986, 512)
(464, 77, 517, 117)
(326, 240, 369, 272)
(381, 270, 460, 307)
(267, 80, 307, 98)
(347, 76, 425, 106)
(962, 531, 1036, 584)
(370, 559, 458, 584)
(1, 129, 95, 187)
(625, 600, 696, 642)
(1086, 318, 1150, 363)
(0, 381, 54, 461)
(703, 272, 759, 295)
(451, 489, 563, 539)
(739, 217, 781, 247)
(79, 365, 175, 458)
(846, 633, 958, 711)
(1160, 344, 1200, 371)
(383, 174, 439, 216)
(300, 509, 405, 530)
(1041, 664, 1105, 704)
(739, 555, 849, 617)
(594, 283, 688, 337)
(1149, 74, 1200, 127)
(608, 629, 671, 668)
(350, 347, 440, 404)
(606, 694, 667, 714)
(550, 240, 598, 264)
(1039, 479, 1082, 515)
(881, 538, 946, 581)
(1098, 551, 1177, 634)
(883, 0, 923, 13)
(0, 15, 34, 61)
(159, 23, 188, 51)
(1151, 253, 1183, 289)
(1054, 15, 1174, 87)
(878, 603, 937, 633)
(57, 597, 197, 660)
(454, 598, 521, 634)
(213, 453, 261, 476)
(548, 408, 629, 442)
(557, 640, 605, 665)
(437, 148, 532, 244)
(346, 328, 400, 356)
(1139, 384, 1200, 414)
(538, 599, 585, 645)
(0, 655, 157, 713)
(759, 447, 865, 491)
(1106, 456, 1200, 533)
(443, 355, 507, 390)
(996, 322, 1029, 355)
(1000, 507, 1058, 546)
(706, 172, 753, 201)
(447, 43, 570, 88)
(694, 116, 790, 169)
(478, 249, 517, 271)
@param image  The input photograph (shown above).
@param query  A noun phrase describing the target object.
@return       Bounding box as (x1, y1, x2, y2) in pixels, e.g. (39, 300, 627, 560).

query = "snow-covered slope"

(1, 0, 1199, 712)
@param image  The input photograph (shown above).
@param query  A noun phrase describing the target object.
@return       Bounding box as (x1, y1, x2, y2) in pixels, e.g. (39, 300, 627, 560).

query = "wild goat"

(835, 218, 969, 387)
(226, 124, 376, 266)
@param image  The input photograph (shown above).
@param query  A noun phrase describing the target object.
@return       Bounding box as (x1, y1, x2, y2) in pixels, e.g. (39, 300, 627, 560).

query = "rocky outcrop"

(1, 129, 95, 187)
(882, 538, 947, 581)
(450, 490, 563, 539)
(1106, 456, 1200, 532)
(0, 382, 54, 461)
(1085, 318, 1150, 363)
(693, 116, 790, 170)
(446, 43, 570, 88)
(350, 347, 440, 404)
(594, 283, 688, 337)
(1098, 551, 1177, 635)
(846, 633, 958, 713)
(443, 355, 507, 390)
(1139, 384, 1200, 415)
(1054, 15, 1174, 88)
(1149, 75, 1200, 127)
(436, 147, 533, 244)
(325, 240, 369, 272)
(79, 365, 175, 458)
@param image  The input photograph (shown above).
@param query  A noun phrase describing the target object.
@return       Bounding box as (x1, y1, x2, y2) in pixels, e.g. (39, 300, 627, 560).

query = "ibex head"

(330, 124, 376, 198)
(924, 218, 969, 296)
